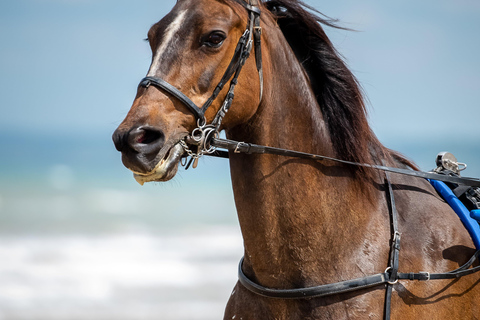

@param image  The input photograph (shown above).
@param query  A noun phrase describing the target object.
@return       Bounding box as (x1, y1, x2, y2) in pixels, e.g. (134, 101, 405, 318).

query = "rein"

(137, 1, 480, 318)
(210, 137, 480, 188)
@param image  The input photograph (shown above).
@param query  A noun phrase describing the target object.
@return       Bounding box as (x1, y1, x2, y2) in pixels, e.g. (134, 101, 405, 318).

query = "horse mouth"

(132, 142, 185, 185)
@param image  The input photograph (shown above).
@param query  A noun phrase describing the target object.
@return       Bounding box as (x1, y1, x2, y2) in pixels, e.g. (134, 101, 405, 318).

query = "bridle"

(136, 1, 480, 319)
(139, 0, 262, 167)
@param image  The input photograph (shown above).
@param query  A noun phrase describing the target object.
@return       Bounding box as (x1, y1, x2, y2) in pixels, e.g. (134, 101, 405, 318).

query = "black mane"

(264, 0, 388, 174)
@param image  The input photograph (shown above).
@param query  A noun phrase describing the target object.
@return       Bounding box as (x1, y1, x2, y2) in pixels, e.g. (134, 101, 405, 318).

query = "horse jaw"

(131, 142, 185, 185)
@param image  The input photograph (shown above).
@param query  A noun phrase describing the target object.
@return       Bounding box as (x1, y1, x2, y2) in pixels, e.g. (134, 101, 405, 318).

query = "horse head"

(112, 0, 263, 184)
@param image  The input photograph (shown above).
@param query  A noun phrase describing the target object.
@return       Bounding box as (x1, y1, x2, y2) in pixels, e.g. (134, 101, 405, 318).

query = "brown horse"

(112, 0, 480, 318)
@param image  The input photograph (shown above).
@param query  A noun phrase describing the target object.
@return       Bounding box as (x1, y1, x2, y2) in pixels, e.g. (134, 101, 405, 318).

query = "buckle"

(234, 142, 248, 154)
(419, 272, 430, 281)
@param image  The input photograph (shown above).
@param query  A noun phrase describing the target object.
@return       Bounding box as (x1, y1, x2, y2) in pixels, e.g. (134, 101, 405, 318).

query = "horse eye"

(202, 31, 226, 48)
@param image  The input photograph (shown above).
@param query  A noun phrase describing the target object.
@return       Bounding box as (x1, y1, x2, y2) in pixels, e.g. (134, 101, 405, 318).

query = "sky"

(0, 0, 479, 170)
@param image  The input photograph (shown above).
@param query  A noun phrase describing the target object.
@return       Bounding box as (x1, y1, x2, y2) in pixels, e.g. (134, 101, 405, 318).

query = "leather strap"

(140, 0, 263, 125)
(384, 168, 401, 320)
(250, 0, 263, 100)
(238, 257, 390, 299)
(237, 250, 480, 299)
(140, 77, 204, 120)
(210, 137, 480, 187)
(200, 29, 252, 117)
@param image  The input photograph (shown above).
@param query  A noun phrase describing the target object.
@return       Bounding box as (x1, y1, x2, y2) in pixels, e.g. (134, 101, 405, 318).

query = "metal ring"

(203, 130, 218, 154)
(191, 127, 204, 142)
(385, 267, 398, 285)
(197, 116, 207, 128)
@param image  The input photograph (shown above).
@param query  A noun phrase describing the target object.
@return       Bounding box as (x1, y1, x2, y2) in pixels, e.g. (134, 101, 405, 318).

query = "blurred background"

(0, 0, 479, 319)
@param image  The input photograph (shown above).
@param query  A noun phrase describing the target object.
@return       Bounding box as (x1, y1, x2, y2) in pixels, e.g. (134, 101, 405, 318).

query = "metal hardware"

(420, 272, 430, 281)
(384, 267, 398, 285)
(393, 231, 401, 242)
(234, 142, 247, 153)
(180, 122, 218, 170)
(434, 152, 467, 175)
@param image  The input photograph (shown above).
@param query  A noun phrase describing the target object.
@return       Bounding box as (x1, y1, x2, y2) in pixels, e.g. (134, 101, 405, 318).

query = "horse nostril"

(133, 129, 162, 145)
(127, 126, 165, 155)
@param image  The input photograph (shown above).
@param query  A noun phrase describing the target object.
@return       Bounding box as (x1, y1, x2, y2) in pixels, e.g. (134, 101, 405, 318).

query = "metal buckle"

(393, 231, 401, 242)
(420, 272, 430, 281)
(234, 142, 247, 154)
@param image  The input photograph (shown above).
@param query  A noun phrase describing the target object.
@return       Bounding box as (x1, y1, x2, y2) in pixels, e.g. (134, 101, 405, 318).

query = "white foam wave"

(0, 227, 243, 319)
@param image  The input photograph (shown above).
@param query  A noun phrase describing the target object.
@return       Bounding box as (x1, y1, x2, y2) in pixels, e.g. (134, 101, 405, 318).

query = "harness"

(137, 1, 480, 318)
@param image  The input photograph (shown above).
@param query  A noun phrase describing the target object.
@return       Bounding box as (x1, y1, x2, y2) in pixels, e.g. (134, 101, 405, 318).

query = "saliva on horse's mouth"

(132, 142, 185, 185)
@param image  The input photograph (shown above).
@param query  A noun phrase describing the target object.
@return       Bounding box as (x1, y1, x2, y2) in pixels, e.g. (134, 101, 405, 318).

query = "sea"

(0, 130, 478, 320)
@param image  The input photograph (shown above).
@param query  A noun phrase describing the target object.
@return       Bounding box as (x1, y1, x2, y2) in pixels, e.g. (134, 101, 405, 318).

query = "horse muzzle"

(112, 125, 186, 184)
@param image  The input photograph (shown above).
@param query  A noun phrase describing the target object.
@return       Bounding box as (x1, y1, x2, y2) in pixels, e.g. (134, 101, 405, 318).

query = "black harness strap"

(249, 0, 264, 100)
(139, 27, 252, 123)
(237, 251, 480, 298)
(238, 258, 389, 299)
(200, 28, 253, 118)
(210, 137, 480, 188)
(384, 168, 401, 320)
(139, 77, 204, 120)
(397, 250, 480, 280)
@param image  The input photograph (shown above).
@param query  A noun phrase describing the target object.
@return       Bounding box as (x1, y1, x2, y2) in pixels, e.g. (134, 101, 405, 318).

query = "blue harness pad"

(430, 179, 480, 250)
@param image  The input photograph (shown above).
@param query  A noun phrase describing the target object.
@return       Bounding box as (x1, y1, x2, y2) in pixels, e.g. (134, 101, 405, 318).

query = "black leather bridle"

(136, 1, 480, 319)
(139, 0, 262, 128)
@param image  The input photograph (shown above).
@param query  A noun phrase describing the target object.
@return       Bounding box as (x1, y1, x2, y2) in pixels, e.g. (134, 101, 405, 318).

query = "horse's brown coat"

(113, 0, 480, 318)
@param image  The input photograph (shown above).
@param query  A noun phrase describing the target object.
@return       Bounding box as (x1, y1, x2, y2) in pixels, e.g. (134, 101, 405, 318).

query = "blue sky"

(0, 0, 479, 172)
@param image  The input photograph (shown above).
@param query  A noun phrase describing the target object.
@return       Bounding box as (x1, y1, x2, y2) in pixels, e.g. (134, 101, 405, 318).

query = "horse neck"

(226, 30, 389, 288)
